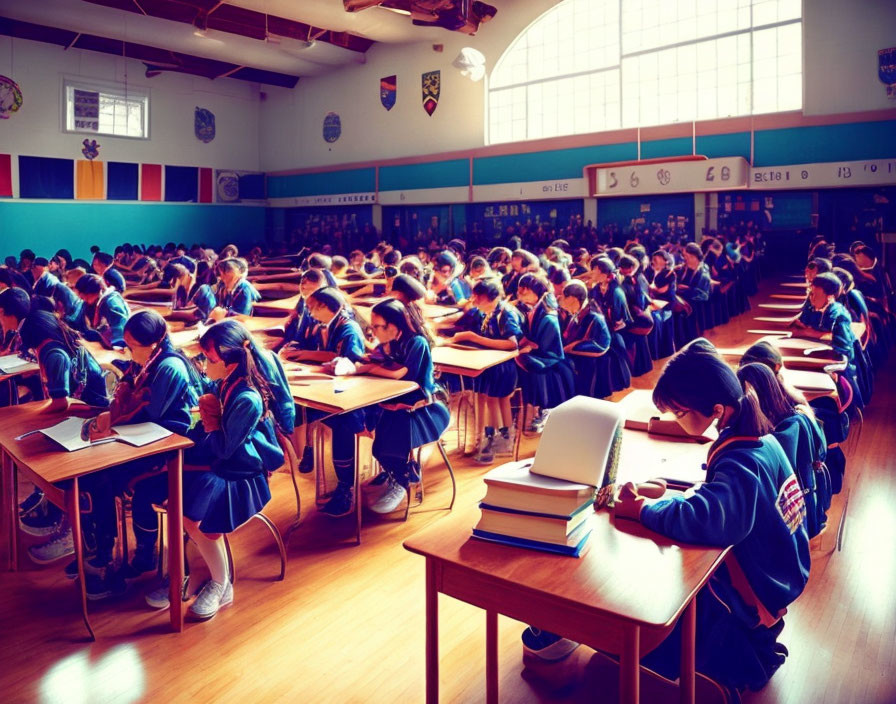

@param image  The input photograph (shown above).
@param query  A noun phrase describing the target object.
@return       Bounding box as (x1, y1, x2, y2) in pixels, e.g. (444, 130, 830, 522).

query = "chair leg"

(437, 442, 457, 511)
(354, 434, 362, 546)
(289, 458, 302, 527)
(222, 534, 235, 585)
(252, 513, 287, 581)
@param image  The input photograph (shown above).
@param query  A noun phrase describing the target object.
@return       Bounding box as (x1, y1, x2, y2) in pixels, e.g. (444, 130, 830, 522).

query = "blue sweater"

(641, 432, 811, 619)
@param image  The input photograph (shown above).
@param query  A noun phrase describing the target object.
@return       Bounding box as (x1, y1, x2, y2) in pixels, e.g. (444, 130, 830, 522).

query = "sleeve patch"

(776, 475, 807, 534)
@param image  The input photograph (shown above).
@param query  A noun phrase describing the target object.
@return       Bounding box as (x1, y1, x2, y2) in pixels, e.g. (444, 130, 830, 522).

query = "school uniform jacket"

(80, 289, 131, 348)
(219, 279, 261, 316)
(798, 300, 856, 362)
(32, 272, 61, 298)
(677, 264, 712, 303)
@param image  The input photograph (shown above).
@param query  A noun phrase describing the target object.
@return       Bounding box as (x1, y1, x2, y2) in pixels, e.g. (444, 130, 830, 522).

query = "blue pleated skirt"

(570, 354, 613, 399)
(371, 401, 451, 461)
(518, 359, 575, 409)
(183, 469, 271, 534)
(473, 359, 518, 397)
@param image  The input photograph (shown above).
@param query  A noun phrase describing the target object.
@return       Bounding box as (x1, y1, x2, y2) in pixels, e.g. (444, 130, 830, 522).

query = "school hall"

(1, 1, 895, 702)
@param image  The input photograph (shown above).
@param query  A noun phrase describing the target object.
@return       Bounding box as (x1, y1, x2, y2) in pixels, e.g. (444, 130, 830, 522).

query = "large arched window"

(488, 0, 802, 144)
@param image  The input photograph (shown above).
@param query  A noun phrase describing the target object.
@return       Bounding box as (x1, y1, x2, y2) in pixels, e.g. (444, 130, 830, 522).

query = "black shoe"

(320, 485, 354, 518)
(19, 503, 63, 537)
(406, 460, 421, 484)
(64, 554, 109, 580)
(18, 488, 45, 516)
(368, 471, 389, 487)
(85, 568, 127, 601)
(299, 446, 314, 474)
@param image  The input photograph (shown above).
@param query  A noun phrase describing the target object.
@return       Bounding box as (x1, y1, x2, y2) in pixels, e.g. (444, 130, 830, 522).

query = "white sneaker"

(144, 575, 191, 610)
(28, 526, 74, 564)
(189, 579, 233, 620)
(529, 409, 551, 433)
(493, 431, 515, 457)
(369, 480, 408, 514)
(474, 435, 495, 465)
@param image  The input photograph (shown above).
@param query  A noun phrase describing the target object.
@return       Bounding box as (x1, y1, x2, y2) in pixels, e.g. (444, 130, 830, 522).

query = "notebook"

(0, 354, 38, 375)
(34, 417, 173, 452)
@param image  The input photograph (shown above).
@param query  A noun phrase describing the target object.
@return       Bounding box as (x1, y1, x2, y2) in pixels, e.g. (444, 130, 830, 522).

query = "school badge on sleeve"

(194, 107, 215, 143)
(323, 112, 342, 142)
(380, 75, 396, 111)
(776, 475, 807, 534)
(422, 70, 440, 116)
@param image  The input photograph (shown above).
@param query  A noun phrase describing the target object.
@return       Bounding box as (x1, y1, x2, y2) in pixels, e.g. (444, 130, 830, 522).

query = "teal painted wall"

(379, 159, 469, 191)
(267, 167, 376, 198)
(753, 120, 896, 166)
(473, 142, 636, 185)
(640, 137, 694, 160)
(0, 202, 266, 260)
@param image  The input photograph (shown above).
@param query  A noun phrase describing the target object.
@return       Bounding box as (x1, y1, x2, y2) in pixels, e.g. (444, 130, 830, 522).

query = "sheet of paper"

(0, 354, 36, 374)
(112, 422, 172, 447)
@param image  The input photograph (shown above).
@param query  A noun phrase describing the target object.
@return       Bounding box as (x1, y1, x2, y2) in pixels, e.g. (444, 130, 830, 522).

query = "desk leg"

(620, 625, 639, 704)
(167, 450, 184, 633)
(679, 599, 696, 704)
(426, 559, 439, 704)
(3, 451, 17, 571)
(67, 477, 94, 641)
(486, 609, 498, 704)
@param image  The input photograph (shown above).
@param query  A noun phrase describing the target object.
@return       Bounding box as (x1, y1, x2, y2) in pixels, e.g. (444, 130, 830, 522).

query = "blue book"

(472, 517, 594, 558)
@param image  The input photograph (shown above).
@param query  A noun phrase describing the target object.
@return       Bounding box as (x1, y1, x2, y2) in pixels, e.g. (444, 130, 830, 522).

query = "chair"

(402, 440, 457, 521)
(275, 428, 301, 527)
(223, 512, 287, 583)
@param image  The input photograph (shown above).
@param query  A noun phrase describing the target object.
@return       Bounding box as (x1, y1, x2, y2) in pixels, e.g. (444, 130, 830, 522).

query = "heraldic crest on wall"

(422, 70, 440, 116)
(195, 107, 216, 143)
(323, 112, 342, 142)
(381, 75, 397, 110)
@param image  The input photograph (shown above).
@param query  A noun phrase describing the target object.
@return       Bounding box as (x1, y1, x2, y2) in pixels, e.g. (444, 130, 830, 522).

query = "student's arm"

(638, 462, 760, 546)
(449, 330, 518, 350)
(41, 348, 73, 413)
(226, 283, 255, 316)
(203, 391, 263, 460)
(355, 361, 407, 379)
(105, 298, 129, 348)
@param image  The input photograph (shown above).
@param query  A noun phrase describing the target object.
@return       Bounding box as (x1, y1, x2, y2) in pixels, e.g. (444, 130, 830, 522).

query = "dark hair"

(20, 249, 35, 261)
(4, 256, 15, 268)
(308, 253, 332, 270)
(831, 254, 874, 285)
(832, 267, 853, 293)
(467, 256, 489, 277)
(399, 257, 424, 281)
(72, 258, 91, 270)
(653, 338, 772, 437)
(391, 274, 427, 302)
(33, 257, 49, 267)
(590, 256, 617, 275)
(651, 249, 674, 269)
(31, 295, 56, 314)
(0, 287, 31, 321)
(737, 363, 797, 427)
(487, 247, 512, 270)
(562, 280, 600, 316)
(89, 246, 100, 255)
(511, 249, 539, 270)
(384, 265, 399, 279)
(55, 249, 72, 263)
(806, 257, 832, 274)
(811, 272, 841, 297)
(220, 244, 239, 259)
(218, 257, 248, 275)
(74, 273, 107, 296)
(618, 254, 639, 271)
(371, 298, 420, 340)
(93, 252, 114, 266)
(854, 244, 877, 261)
(308, 286, 347, 313)
(605, 247, 624, 265)
(331, 255, 349, 271)
(300, 268, 326, 286)
(124, 309, 168, 346)
(199, 320, 273, 411)
(382, 249, 401, 267)
(20, 310, 83, 355)
(517, 272, 551, 299)
(434, 251, 459, 273)
(684, 242, 703, 261)
(547, 266, 571, 286)
(740, 341, 809, 410)
(472, 278, 503, 302)
(809, 242, 835, 261)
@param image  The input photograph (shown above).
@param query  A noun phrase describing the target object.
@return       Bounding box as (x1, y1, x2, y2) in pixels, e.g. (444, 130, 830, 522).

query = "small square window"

(64, 80, 149, 139)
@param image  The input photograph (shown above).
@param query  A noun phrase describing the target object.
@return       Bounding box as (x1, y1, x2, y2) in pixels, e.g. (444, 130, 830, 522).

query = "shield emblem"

(380, 75, 396, 111)
(422, 70, 440, 116)
(879, 47, 896, 85)
(323, 112, 342, 142)
(195, 107, 215, 143)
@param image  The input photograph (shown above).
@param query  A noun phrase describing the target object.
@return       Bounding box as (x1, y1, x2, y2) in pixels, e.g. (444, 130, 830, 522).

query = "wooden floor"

(2, 277, 895, 704)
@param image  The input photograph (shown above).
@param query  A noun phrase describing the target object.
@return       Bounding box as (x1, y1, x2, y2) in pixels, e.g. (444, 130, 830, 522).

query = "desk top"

(431, 345, 518, 376)
(0, 402, 193, 483)
(253, 294, 300, 315)
(779, 367, 836, 394)
(758, 302, 805, 311)
(280, 361, 418, 414)
(404, 506, 729, 629)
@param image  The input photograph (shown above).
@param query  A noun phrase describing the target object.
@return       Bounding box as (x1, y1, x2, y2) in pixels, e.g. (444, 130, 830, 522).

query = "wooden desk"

(769, 293, 808, 301)
(124, 288, 175, 305)
(284, 367, 418, 415)
(404, 507, 730, 704)
(752, 315, 797, 326)
(753, 335, 834, 357)
(338, 278, 388, 291)
(254, 294, 300, 317)
(758, 302, 805, 312)
(779, 281, 808, 290)
(779, 368, 837, 401)
(0, 402, 193, 640)
(431, 345, 518, 378)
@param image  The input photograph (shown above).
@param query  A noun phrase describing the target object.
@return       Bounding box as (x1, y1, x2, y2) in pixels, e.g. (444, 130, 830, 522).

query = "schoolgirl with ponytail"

(389, 274, 437, 345)
(513, 273, 574, 432)
(446, 278, 523, 463)
(609, 338, 810, 692)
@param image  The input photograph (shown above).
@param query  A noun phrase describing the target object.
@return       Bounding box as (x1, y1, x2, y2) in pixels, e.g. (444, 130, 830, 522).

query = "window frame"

(61, 77, 151, 141)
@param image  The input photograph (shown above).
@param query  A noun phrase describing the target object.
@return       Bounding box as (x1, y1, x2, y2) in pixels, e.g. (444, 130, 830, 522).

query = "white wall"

(0, 36, 261, 171)
(260, 0, 896, 173)
(258, 0, 558, 172)
(803, 0, 896, 116)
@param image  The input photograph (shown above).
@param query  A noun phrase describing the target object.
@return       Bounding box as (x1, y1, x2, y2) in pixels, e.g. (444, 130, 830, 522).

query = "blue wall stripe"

(267, 167, 376, 198)
(0, 202, 265, 257)
(696, 132, 751, 160)
(753, 120, 896, 166)
(379, 159, 469, 191)
(640, 137, 693, 160)
(473, 142, 636, 185)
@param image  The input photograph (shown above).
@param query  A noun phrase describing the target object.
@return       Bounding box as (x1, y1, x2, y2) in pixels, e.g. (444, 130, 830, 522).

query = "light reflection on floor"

(39, 643, 144, 704)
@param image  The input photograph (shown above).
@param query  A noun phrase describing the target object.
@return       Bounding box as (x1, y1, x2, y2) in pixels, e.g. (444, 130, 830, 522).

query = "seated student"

(0, 288, 41, 409)
(514, 273, 575, 433)
(207, 257, 261, 322)
(74, 274, 131, 348)
(546, 266, 572, 313)
(430, 251, 470, 307)
(92, 252, 127, 293)
(355, 299, 450, 515)
(0, 265, 34, 296)
(167, 246, 196, 275)
(792, 272, 864, 409)
(50, 251, 71, 277)
(737, 362, 831, 539)
(52, 281, 84, 328)
(307, 253, 339, 287)
(283, 288, 366, 516)
(389, 273, 439, 340)
(589, 257, 633, 392)
(18, 310, 111, 565)
(502, 249, 540, 300)
(444, 278, 522, 464)
(30, 257, 61, 298)
(487, 246, 512, 277)
(74, 310, 204, 597)
(558, 281, 613, 399)
(164, 262, 216, 323)
(648, 249, 678, 304)
(676, 242, 712, 309)
(617, 254, 655, 376)
(525, 338, 810, 695)
(19, 248, 36, 285)
(464, 256, 493, 292)
(277, 269, 327, 353)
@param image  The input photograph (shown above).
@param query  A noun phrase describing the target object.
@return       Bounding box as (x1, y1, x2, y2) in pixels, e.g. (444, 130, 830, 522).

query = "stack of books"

(472, 396, 624, 557)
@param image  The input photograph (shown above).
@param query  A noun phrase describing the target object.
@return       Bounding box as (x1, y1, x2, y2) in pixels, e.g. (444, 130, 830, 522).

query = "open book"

(33, 417, 173, 452)
(0, 354, 39, 375)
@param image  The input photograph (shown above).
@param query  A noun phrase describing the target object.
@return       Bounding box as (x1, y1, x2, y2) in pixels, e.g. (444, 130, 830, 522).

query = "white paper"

(0, 354, 36, 374)
(331, 356, 356, 377)
(112, 422, 172, 447)
(529, 396, 624, 487)
(37, 417, 171, 452)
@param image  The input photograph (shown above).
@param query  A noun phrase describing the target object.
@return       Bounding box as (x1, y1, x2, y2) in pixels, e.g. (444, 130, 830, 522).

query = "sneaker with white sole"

(19, 508, 63, 537)
(474, 435, 495, 465)
(363, 473, 391, 507)
(145, 575, 193, 610)
(528, 409, 551, 434)
(28, 526, 74, 564)
(369, 480, 408, 514)
(18, 487, 45, 516)
(521, 627, 580, 662)
(189, 579, 233, 620)
(64, 553, 111, 579)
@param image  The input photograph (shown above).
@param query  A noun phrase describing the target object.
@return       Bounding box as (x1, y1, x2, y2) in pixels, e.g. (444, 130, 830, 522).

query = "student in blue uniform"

(277, 269, 326, 352)
(165, 263, 216, 324)
(589, 257, 633, 392)
(617, 254, 655, 375)
(170, 322, 285, 620)
(675, 242, 712, 342)
(30, 257, 61, 298)
(602, 338, 808, 695)
(92, 252, 127, 293)
(737, 362, 830, 538)
(307, 253, 340, 287)
(558, 281, 613, 399)
(430, 251, 470, 307)
(792, 272, 864, 409)
(284, 287, 368, 516)
(502, 249, 540, 301)
(355, 299, 450, 515)
(514, 273, 575, 432)
(444, 278, 522, 464)
(389, 274, 438, 345)
(74, 273, 131, 348)
(208, 257, 261, 321)
(76, 310, 204, 597)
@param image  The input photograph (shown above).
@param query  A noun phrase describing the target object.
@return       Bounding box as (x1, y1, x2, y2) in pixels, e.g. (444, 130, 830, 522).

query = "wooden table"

(779, 368, 837, 401)
(0, 402, 193, 640)
(431, 345, 518, 378)
(404, 506, 730, 704)
(254, 294, 300, 317)
(758, 302, 805, 312)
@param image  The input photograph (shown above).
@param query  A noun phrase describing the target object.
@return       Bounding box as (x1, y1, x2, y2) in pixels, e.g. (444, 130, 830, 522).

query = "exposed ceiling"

(0, 0, 503, 87)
